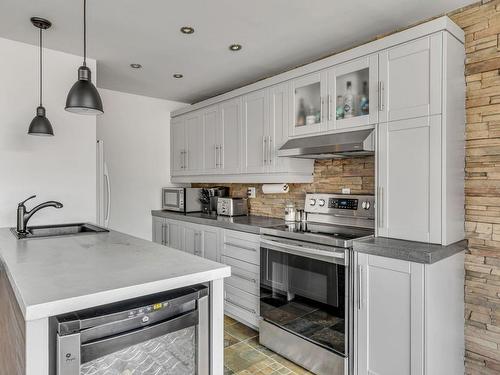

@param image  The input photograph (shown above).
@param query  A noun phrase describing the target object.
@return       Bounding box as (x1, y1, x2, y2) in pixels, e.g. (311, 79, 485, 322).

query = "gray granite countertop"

(151, 210, 285, 234)
(353, 236, 467, 264)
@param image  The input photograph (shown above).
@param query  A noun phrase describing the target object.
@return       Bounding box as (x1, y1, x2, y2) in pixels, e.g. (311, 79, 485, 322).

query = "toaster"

(217, 197, 248, 217)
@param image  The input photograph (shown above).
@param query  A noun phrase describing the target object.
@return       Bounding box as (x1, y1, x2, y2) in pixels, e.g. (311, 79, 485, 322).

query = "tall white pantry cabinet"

(376, 31, 465, 246)
(357, 27, 465, 375)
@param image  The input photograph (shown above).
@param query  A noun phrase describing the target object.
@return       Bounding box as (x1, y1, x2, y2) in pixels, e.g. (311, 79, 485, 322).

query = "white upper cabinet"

(378, 35, 442, 123)
(289, 71, 327, 137)
(269, 83, 290, 172)
(377, 116, 442, 244)
(243, 89, 269, 174)
(327, 54, 379, 130)
(202, 105, 220, 173)
(170, 117, 186, 176)
(171, 112, 203, 176)
(219, 98, 242, 175)
(184, 112, 204, 174)
(170, 19, 463, 196)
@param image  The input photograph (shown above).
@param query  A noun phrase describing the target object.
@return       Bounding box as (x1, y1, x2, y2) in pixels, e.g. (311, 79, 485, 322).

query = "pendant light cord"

(83, 0, 87, 66)
(39, 28, 43, 106)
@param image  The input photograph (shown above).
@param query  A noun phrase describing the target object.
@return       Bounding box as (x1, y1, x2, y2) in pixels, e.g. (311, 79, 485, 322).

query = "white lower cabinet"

(152, 217, 217, 260)
(221, 230, 261, 328)
(152, 217, 261, 328)
(355, 252, 465, 375)
(202, 226, 219, 262)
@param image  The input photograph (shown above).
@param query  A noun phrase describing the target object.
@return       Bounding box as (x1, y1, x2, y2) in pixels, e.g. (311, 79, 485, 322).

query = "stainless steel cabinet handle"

(165, 223, 169, 246)
(321, 96, 325, 122)
(224, 242, 257, 252)
(378, 81, 385, 111)
(328, 94, 332, 121)
(380, 81, 385, 111)
(357, 265, 362, 310)
(215, 145, 219, 168)
(180, 150, 187, 169)
(226, 298, 256, 315)
(184, 150, 188, 170)
(263, 136, 267, 165)
(377, 186, 384, 228)
(268, 136, 272, 166)
(378, 82, 381, 111)
(232, 272, 257, 284)
(219, 144, 223, 169)
(161, 223, 165, 245)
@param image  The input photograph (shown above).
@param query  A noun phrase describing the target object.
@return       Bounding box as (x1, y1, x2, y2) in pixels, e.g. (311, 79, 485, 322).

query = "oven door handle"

(260, 238, 345, 263)
(80, 309, 198, 364)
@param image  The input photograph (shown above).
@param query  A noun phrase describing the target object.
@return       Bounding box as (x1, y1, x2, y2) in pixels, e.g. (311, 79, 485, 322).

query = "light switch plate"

(342, 187, 351, 194)
(247, 187, 256, 198)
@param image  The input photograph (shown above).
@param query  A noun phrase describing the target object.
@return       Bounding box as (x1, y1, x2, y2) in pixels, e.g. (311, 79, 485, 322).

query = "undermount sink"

(10, 223, 109, 239)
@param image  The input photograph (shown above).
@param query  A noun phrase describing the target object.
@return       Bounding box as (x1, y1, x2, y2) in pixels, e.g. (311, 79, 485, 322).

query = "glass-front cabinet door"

(289, 71, 327, 136)
(327, 54, 378, 130)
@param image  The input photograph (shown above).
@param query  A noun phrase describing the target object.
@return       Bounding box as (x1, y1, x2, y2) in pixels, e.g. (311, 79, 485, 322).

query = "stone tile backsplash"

(194, 157, 374, 218)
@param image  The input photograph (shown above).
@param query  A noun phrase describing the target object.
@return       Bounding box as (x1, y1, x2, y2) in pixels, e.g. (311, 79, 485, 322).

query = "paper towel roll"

(262, 183, 289, 194)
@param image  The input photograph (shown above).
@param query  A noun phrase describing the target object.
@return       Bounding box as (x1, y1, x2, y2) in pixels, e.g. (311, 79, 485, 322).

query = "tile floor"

(224, 315, 314, 375)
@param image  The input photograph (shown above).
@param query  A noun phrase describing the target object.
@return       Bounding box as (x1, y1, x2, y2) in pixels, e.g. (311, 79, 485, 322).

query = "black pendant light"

(65, 0, 103, 115)
(28, 17, 54, 136)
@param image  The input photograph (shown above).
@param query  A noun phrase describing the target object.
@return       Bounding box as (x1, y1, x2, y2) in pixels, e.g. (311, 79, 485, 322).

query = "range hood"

(278, 129, 375, 159)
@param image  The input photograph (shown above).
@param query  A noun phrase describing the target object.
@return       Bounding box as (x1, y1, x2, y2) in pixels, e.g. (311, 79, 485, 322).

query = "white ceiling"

(0, 0, 472, 104)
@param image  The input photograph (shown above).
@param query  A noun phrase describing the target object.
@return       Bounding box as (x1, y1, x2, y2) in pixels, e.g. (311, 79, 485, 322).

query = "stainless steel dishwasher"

(55, 284, 209, 375)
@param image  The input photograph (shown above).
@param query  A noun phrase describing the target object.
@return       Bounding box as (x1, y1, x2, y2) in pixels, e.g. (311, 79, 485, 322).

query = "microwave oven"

(162, 187, 202, 213)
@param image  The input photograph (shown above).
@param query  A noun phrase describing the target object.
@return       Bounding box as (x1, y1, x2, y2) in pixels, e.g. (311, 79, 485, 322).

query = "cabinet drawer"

(222, 230, 260, 265)
(222, 256, 259, 296)
(225, 284, 260, 327)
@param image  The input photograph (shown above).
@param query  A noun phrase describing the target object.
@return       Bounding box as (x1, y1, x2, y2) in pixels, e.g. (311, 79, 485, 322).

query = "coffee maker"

(200, 187, 229, 214)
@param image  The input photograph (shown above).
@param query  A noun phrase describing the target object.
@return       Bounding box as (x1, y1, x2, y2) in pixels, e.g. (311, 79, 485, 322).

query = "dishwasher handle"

(80, 309, 199, 364)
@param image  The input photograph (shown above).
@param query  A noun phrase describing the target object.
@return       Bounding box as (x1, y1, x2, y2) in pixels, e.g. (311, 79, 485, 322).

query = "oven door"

(260, 235, 348, 357)
(162, 188, 184, 212)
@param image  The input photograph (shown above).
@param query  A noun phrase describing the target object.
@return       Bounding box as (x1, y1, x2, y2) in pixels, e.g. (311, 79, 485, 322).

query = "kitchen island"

(0, 227, 230, 375)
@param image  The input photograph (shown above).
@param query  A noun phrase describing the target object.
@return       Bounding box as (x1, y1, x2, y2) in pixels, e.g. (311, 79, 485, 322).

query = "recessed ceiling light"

(180, 26, 194, 34)
(173, 74, 183, 79)
(130, 63, 142, 69)
(229, 43, 242, 51)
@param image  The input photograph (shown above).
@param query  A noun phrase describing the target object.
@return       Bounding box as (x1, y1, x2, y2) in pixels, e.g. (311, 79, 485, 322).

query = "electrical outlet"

(247, 187, 256, 198)
(341, 187, 351, 194)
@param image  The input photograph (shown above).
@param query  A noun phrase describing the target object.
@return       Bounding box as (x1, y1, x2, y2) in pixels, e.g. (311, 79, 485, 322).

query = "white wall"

(0, 37, 97, 227)
(97, 89, 185, 240)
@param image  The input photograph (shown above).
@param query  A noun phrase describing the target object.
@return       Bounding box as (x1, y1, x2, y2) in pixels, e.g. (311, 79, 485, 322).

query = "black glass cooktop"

(273, 222, 371, 238)
(261, 221, 374, 247)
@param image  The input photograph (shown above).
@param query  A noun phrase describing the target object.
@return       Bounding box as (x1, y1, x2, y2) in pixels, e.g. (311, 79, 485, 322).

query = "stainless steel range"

(259, 193, 375, 375)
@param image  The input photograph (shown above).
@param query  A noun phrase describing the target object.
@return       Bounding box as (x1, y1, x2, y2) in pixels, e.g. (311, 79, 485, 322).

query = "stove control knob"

(362, 201, 371, 210)
(309, 199, 316, 206)
(318, 199, 326, 207)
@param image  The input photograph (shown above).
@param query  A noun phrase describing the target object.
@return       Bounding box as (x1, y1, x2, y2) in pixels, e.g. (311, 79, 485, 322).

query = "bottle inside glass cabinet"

(360, 81, 369, 115)
(306, 105, 316, 125)
(343, 81, 354, 118)
(336, 68, 369, 121)
(294, 81, 321, 129)
(297, 98, 306, 127)
(336, 95, 344, 120)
